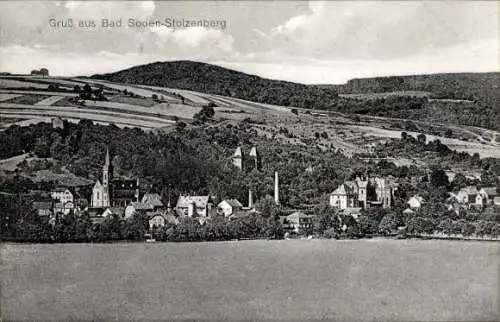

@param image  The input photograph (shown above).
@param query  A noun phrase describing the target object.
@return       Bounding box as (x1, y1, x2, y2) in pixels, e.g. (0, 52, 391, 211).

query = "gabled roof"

(331, 183, 355, 195)
(141, 193, 164, 207)
(176, 195, 211, 208)
(220, 199, 243, 208)
(93, 180, 103, 189)
(128, 202, 154, 211)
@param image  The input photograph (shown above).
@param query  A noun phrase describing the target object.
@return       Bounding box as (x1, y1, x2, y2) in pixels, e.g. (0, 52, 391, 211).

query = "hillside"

(91, 60, 339, 109)
(323, 72, 500, 103)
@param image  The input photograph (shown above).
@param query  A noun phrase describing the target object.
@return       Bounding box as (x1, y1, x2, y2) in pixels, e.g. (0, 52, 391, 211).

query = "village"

(31, 141, 500, 240)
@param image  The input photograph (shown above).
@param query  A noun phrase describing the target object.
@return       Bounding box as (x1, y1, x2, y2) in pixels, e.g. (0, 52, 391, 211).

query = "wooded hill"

(91, 60, 339, 109)
(91, 61, 499, 130)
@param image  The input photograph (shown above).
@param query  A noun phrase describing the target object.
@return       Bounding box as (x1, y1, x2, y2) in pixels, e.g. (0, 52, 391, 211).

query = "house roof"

(109, 207, 125, 215)
(221, 199, 243, 208)
(287, 211, 312, 219)
(343, 207, 362, 215)
(403, 208, 415, 214)
(129, 202, 154, 211)
(482, 187, 498, 196)
(52, 187, 70, 193)
(331, 183, 355, 195)
(233, 146, 242, 157)
(141, 193, 164, 207)
(408, 195, 425, 203)
(176, 195, 210, 209)
(33, 201, 52, 210)
(460, 186, 479, 196)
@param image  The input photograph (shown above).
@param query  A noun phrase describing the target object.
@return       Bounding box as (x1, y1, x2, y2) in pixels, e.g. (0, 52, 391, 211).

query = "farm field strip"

(348, 124, 500, 158)
(0, 106, 173, 129)
(35, 96, 66, 106)
(72, 79, 177, 100)
(0, 112, 163, 130)
(0, 89, 78, 97)
(0, 94, 23, 102)
(0, 79, 49, 89)
(1, 117, 53, 128)
(0, 103, 175, 124)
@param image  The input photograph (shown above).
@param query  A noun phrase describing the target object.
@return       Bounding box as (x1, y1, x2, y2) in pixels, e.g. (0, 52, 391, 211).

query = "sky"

(0, 1, 498, 84)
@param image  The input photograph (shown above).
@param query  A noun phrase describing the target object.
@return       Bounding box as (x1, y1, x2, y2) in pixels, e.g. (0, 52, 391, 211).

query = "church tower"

(101, 147, 112, 207)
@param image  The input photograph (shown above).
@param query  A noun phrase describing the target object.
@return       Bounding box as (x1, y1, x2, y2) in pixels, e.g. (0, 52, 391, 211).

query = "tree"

(378, 213, 399, 235)
(417, 133, 427, 145)
(430, 168, 449, 188)
(291, 108, 298, 115)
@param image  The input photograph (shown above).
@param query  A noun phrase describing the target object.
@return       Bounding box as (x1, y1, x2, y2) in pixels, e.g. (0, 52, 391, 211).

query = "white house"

(217, 199, 243, 217)
(407, 195, 424, 209)
(51, 188, 74, 204)
(149, 213, 167, 229)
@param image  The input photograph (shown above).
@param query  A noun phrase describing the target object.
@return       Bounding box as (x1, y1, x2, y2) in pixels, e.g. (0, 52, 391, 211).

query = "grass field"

(1, 239, 498, 321)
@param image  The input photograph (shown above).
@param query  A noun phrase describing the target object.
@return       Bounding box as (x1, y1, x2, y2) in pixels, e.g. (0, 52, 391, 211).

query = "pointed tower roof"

(103, 147, 111, 169)
(233, 146, 242, 157)
(249, 146, 258, 157)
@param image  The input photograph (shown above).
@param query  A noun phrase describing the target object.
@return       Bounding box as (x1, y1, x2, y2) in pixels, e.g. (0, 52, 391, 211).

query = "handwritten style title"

(48, 18, 227, 30)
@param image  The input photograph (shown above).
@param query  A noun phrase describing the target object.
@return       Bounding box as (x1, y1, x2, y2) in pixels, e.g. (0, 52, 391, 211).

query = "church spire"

(102, 146, 112, 188)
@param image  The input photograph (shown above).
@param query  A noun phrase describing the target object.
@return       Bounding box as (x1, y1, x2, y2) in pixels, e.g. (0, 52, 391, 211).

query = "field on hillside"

(1, 75, 499, 160)
(1, 239, 498, 321)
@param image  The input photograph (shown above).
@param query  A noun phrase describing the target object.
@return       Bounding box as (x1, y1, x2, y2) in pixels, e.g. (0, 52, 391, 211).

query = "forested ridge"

(91, 61, 499, 130)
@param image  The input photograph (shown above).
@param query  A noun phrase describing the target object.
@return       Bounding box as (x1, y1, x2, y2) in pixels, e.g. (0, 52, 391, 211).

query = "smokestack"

(274, 171, 279, 205)
(248, 189, 253, 208)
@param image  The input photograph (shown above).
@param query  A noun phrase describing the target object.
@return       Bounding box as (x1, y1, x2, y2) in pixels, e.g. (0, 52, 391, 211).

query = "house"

(149, 213, 167, 229)
(330, 183, 357, 210)
(402, 208, 415, 215)
(32, 201, 52, 216)
(494, 196, 500, 206)
(285, 211, 313, 234)
(329, 176, 397, 210)
(407, 195, 424, 209)
(101, 207, 125, 218)
(51, 117, 64, 130)
(452, 186, 490, 208)
(51, 188, 74, 204)
(176, 195, 214, 218)
(217, 199, 243, 217)
(53, 201, 75, 215)
(124, 202, 154, 219)
(141, 193, 164, 210)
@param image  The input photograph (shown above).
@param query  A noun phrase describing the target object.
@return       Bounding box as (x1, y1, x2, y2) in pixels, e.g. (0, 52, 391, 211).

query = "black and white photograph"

(0, 1, 498, 321)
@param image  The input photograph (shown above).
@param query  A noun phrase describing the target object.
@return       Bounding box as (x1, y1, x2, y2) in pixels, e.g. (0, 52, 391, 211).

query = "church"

(91, 148, 140, 208)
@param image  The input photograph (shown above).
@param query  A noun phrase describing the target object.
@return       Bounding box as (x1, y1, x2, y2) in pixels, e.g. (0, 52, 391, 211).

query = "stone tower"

(249, 146, 260, 170)
(232, 146, 243, 171)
